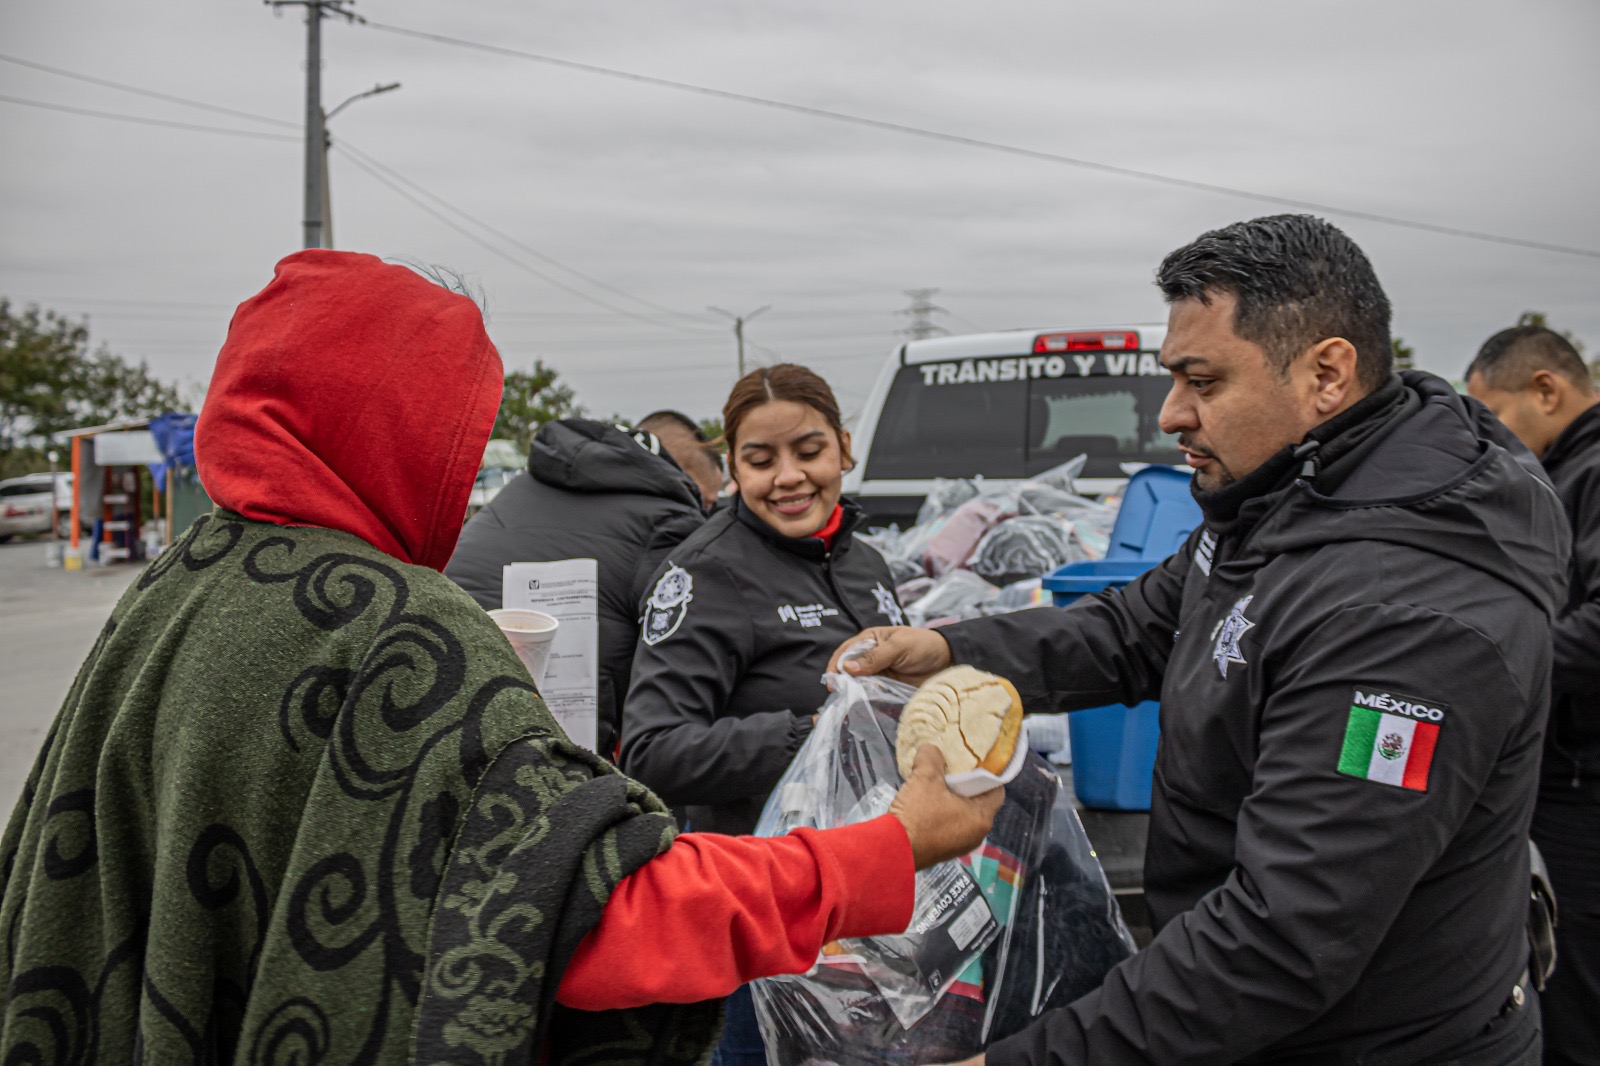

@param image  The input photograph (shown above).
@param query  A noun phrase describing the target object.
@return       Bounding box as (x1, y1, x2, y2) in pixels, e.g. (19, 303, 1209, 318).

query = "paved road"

(0, 538, 144, 813)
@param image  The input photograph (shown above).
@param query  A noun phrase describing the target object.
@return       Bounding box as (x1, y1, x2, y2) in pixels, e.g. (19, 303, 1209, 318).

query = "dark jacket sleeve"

(1553, 465, 1600, 701)
(620, 555, 813, 808)
(938, 541, 1189, 711)
(987, 605, 1533, 1065)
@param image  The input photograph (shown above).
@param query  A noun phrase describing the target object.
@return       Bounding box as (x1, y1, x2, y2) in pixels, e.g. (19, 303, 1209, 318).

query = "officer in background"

(1467, 327, 1600, 1066)
(446, 411, 717, 757)
(839, 215, 1568, 1064)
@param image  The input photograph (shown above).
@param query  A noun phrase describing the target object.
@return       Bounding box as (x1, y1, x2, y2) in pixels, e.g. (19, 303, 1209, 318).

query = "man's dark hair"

(1155, 214, 1393, 390)
(637, 410, 708, 442)
(1465, 325, 1592, 395)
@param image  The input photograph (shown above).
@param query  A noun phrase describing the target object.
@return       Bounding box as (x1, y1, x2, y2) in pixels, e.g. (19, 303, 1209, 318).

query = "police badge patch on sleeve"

(871, 581, 906, 626)
(642, 562, 694, 645)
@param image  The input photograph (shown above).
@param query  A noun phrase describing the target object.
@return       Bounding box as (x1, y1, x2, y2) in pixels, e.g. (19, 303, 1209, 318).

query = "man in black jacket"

(837, 215, 1569, 1064)
(1467, 327, 1600, 1066)
(446, 413, 714, 756)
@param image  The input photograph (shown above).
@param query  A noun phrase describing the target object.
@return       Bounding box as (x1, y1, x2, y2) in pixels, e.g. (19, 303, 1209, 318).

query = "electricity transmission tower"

(897, 288, 950, 340)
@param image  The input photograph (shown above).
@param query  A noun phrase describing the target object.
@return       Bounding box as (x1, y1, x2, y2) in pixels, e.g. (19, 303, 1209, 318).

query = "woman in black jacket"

(620, 363, 906, 837)
(620, 363, 906, 1066)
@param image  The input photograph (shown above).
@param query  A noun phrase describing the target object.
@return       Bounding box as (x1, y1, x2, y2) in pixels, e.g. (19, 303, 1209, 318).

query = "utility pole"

(897, 287, 950, 340)
(265, 0, 361, 249)
(708, 305, 771, 378)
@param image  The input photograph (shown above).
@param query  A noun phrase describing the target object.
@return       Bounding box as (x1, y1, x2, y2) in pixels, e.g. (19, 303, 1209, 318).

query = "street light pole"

(321, 81, 400, 248)
(708, 305, 771, 378)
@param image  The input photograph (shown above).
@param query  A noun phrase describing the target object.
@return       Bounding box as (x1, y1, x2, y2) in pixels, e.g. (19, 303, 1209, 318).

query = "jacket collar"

(1542, 401, 1600, 475)
(732, 494, 864, 560)
(1192, 374, 1407, 534)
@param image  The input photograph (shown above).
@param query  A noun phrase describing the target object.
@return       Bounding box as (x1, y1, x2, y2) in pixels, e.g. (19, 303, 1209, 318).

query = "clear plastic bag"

(921, 499, 1011, 577)
(970, 516, 1087, 586)
(866, 459, 1113, 591)
(902, 570, 999, 627)
(752, 667, 1136, 1065)
(915, 478, 983, 527)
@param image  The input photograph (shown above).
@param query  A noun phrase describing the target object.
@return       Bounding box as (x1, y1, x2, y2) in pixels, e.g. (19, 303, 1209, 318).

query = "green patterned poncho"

(0, 512, 720, 1064)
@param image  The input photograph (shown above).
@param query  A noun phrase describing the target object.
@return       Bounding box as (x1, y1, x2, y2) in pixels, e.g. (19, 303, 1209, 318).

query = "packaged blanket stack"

(859, 457, 1120, 627)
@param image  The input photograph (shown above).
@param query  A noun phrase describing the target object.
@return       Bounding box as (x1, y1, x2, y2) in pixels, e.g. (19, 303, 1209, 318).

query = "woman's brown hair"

(722, 363, 852, 468)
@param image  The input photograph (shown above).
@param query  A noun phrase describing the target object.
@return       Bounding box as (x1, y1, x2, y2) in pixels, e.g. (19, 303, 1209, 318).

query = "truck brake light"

(1033, 330, 1140, 353)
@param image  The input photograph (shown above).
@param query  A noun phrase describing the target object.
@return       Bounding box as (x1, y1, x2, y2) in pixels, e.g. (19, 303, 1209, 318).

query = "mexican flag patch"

(1336, 688, 1445, 791)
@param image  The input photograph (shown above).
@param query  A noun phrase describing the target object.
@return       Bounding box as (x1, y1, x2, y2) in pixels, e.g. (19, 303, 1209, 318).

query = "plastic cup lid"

(488, 608, 559, 635)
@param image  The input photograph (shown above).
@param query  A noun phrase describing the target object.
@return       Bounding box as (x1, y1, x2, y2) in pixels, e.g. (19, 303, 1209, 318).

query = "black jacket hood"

(528, 418, 703, 511)
(1253, 371, 1569, 619)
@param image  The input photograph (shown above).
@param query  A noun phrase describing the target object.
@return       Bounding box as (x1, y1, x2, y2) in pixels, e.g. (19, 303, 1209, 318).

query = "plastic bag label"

(948, 898, 993, 951)
(899, 860, 998, 998)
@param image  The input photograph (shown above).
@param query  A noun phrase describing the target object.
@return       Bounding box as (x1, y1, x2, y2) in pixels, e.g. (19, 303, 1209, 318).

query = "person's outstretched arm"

(830, 535, 1192, 709)
(559, 745, 1002, 1010)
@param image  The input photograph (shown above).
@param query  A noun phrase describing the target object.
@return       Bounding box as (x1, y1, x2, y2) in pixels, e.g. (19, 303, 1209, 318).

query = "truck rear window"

(864, 360, 1183, 480)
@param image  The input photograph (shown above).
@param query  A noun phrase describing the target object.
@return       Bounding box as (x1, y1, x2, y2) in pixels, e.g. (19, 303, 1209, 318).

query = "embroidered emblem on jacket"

(872, 582, 907, 626)
(777, 603, 840, 629)
(1337, 687, 1447, 791)
(642, 563, 693, 645)
(1211, 594, 1255, 678)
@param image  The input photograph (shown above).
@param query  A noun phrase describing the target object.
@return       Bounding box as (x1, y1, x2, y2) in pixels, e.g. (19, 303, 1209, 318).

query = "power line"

(4, 295, 232, 309)
(335, 139, 708, 323)
(0, 52, 706, 325)
(331, 143, 714, 333)
(0, 93, 298, 140)
(0, 53, 297, 128)
(357, 18, 1600, 261)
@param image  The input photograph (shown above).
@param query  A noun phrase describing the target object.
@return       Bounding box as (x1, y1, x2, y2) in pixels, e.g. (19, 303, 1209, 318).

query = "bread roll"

(896, 665, 1024, 780)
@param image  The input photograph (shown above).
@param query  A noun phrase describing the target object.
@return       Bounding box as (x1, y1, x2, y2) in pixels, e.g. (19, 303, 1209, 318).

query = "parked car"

(842, 325, 1182, 526)
(466, 439, 525, 519)
(0, 472, 77, 541)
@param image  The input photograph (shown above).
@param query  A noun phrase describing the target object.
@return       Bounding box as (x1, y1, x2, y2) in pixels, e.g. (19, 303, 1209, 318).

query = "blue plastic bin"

(1039, 468, 1201, 810)
(1104, 466, 1200, 561)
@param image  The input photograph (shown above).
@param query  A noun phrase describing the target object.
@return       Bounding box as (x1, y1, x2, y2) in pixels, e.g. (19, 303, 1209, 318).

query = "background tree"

(697, 416, 725, 449)
(0, 300, 87, 459)
(1391, 337, 1416, 371)
(1, 299, 184, 478)
(491, 359, 584, 450)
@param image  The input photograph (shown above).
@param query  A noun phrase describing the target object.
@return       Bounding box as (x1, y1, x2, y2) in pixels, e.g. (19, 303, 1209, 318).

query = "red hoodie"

(196, 250, 500, 571)
(193, 250, 915, 1012)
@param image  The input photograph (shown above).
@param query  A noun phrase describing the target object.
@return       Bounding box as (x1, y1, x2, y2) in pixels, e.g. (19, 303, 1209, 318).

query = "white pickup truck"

(842, 324, 1181, 526)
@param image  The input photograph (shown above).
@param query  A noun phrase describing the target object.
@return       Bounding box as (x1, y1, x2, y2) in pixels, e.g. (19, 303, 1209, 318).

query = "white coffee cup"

(487, 608, 560, 689)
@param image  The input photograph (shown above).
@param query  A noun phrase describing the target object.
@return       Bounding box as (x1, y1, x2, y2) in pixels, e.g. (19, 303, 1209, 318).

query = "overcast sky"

(3, 0, 1597, 426)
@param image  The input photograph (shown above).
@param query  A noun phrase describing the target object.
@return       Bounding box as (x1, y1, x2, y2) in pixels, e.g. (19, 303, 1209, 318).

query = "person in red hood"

(0, 250, 999, 1065)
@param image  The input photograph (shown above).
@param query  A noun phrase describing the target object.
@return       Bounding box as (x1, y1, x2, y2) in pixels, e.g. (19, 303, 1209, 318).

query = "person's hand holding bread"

(889, 744, 1004, 869)
(884, 664, 1027, 867)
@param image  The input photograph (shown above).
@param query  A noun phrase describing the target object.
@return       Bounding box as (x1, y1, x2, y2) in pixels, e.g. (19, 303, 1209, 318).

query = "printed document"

(502, 559, 600, 752)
